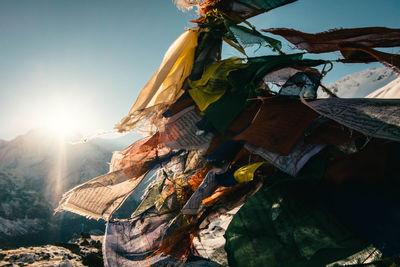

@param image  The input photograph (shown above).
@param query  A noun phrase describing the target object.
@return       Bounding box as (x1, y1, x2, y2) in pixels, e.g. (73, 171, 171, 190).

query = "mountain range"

(0, 129, 136, 249)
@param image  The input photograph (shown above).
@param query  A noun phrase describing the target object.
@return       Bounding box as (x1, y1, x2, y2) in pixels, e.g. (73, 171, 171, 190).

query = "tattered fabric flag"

(130, 172, 166, 218)
(129, 149, 206, 220)
(116, 29, 199, 132)
(188, 58, 247, 112)
(233, 162, 265, 183)
(110, 133, 169, 176)
(262, 67, 300, 87)
(262, 27, 400, 53)
(230, 25, 281, 51)
(204, 54, 326, 134)
(233, 98, 317, 155)
(105, 209, 222, 266)
(322, 143, 400, 258)
(55, 170, 148, 221)
(197, 0, 298, 20)
(244, 140, 324, 177)
(55, 134, 171, 220)
(201, 0, 262, 20)
(235, 0, 297, 13)
(224, 180, 368, 267)
(181, 167, 223, 215)
(224, 24, 282, 55)
(338, 44, 400, 73)
(228, 53, 323, 93)
(104, 208, 180, 267)
(304, 120, 362, 146)
(302, 98, 400, 142)
(189, 32, 222, 81)
(203, 174, 264, 211)
(262, 27, 400, 72)
(279, 71, 321, 98)
(158, 106, 213, 150)
(162, 93, 195, 118)
(324, 139, 388, 185)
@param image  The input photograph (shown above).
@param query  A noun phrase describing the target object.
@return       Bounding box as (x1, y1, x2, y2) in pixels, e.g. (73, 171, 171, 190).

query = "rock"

(80, 239, 89, 246)
(80, 232, 91, 239)
(0, 235, 103, 266)
(82, 252, 103, 267)
(59, 260, 73, 267)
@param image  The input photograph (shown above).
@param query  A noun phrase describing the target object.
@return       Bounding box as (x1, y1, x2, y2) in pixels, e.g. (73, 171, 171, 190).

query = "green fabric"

(224, 177, 367, 267)
(131, 174, 166, 218)
(189, 31, 222, 81)
(188, 58, 248, 111)
(203, 83, 255, 133)
(228, 53, 325, 93)
(204, 54, 326, 133)
(236, 0, 298, 12)
(226, 24, 282, 52)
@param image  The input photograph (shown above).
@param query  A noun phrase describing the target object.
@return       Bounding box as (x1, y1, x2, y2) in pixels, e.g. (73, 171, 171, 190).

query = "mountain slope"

(0, 129, 135, 249)
(0, 140, 7, 149)
(367, 76, 400, 98)
(321, 67, 398, 98)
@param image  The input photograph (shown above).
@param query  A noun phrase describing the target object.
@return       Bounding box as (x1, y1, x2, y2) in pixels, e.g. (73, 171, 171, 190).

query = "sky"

(0, 0, 399, 140)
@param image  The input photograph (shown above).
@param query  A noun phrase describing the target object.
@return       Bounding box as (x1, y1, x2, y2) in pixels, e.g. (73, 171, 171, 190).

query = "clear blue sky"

(0, 0, 399, 140)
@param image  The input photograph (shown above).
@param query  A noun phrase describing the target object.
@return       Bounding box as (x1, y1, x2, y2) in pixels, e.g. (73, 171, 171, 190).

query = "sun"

(31, 95, 96, 140)
(38, 102, 83, 138)
(44, 109, 78, 136)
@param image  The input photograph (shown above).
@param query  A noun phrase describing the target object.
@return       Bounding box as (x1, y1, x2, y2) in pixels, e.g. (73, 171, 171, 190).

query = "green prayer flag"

(188, 58, 248, 112)
(224, 178, 368, 267)
(229, 24, 282, 51)
(204, 54, 326, 133)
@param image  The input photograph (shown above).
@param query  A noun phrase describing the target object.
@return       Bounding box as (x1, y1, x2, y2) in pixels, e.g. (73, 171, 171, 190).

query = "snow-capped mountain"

(321, 67, 398, 98)
(367, 75, 400, 98)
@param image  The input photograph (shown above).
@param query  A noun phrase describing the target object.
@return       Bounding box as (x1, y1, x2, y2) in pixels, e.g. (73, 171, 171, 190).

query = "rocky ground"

(0, 233, 103, 267)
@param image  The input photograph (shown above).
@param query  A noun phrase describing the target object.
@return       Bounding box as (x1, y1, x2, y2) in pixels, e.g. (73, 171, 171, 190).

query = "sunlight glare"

(45, 109, 77, 136)
(38, 100, 83, 138)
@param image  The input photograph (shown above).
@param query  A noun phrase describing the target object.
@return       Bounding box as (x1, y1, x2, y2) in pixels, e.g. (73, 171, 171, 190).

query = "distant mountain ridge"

(0, 140, 7, 149)
(0, 129, 136, 249)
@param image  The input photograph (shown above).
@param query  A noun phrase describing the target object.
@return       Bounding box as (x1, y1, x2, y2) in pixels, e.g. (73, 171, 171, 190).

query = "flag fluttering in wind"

(56, 0, 400, 266)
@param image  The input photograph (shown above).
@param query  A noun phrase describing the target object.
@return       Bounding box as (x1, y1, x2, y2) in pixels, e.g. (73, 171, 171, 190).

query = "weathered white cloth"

(303, 98, 400, 142)
(104, 211, 221, 267)
(245, 141, 324, 177)
(182, 167, 225, 215)
(55, 170, 147, 221)
(158, 106, 213, 150)
(104, 211, 178, 267)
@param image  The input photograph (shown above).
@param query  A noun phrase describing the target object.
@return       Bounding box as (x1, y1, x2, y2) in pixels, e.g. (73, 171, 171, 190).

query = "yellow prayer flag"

(234, 162, 265, 183)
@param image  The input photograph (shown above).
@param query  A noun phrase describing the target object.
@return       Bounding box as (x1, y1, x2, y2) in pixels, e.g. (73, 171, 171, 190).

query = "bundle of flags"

(55, 0, 400, 266)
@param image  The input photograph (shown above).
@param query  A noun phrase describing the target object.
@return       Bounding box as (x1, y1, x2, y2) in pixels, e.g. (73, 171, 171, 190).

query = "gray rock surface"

(0, 233, 103, 267)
